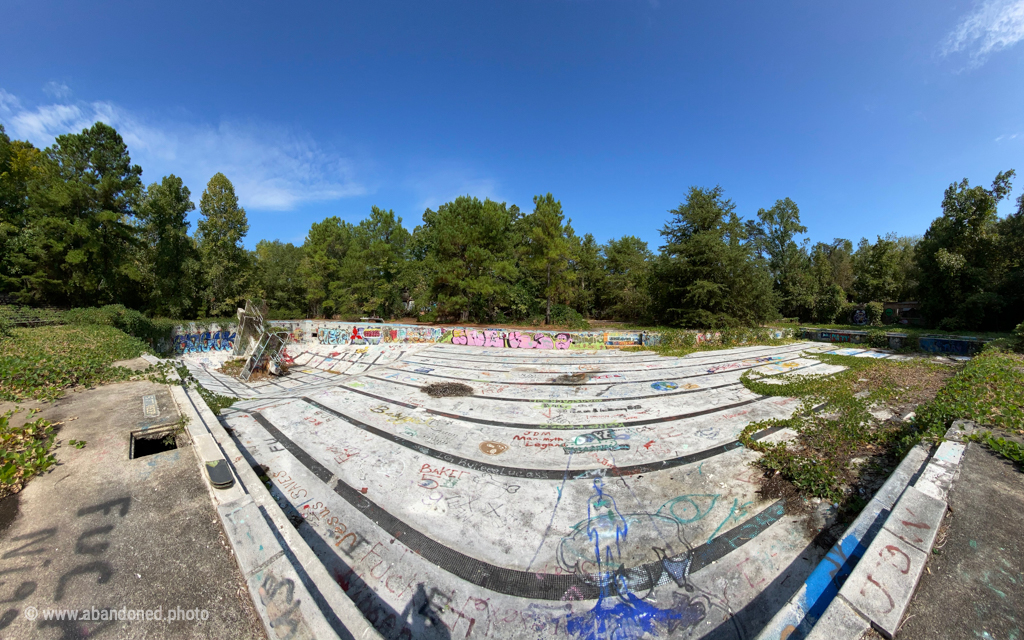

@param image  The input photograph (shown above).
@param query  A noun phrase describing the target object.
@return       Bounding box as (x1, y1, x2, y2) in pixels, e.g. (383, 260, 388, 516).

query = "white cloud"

(0, 89, 21, 117)
(994, 132, 1019, 141)
(42, 81, 72, 99)
(943, 0, 1024, 65)
(0, 89, 366, 211)
(407, 168, 504, 213)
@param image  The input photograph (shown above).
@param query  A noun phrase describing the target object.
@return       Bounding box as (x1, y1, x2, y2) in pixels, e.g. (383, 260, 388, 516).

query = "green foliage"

(62, 304, 176, 346)
(417, 196, 522, 322)
(641, 326, 792, 357)
(197, 173, 251, 316)
(569, 233, 603, 318)
(549, 304, 590, 330)
(524, 194, 575, 325)
(912, 351, 1024, 438)
(175, 363, 237, 415)
(747, 197, 811, 319)
(340, 206, 413, 319)
(966, 431, 1024, 470)
(68, 439, 87, 449)
(866, 301, 884, 326)
(851, 234, 918, 303)
(16, 123, 144, 307)
(3, 119, 1021, 332)
(254, 240, 305, 317)
(0, 410, 57, 497)
(0, 324, 150, 401)
(916, 170, 1019, 330)
(738, 353, 953, 504)
(601, 235, 653, 322)
(299, 216, 355, 318)
(656, 185, 778, 327)
(138, 175, 201, 318)
(814, 283, 848, 324)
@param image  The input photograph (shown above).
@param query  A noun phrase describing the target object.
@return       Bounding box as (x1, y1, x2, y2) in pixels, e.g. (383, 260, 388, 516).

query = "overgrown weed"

(175, 364, 238, 415)
(0, 410, 58, 499)
(738, 352, 956, 509)
(0, 325, 152, 402)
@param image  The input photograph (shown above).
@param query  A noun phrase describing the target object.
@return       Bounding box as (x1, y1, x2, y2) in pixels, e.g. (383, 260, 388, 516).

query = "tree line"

(1, 122, 1022, 331)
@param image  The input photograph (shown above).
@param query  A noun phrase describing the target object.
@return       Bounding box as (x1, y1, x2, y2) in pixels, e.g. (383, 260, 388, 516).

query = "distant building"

(883, 301, 922, 325)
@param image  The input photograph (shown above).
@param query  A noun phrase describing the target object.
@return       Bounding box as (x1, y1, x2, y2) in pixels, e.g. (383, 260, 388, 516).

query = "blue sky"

(2, 0, 1023, 250)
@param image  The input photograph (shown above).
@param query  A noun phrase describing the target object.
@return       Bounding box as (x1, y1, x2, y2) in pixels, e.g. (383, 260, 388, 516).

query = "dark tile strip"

(247, 410, 787, 600)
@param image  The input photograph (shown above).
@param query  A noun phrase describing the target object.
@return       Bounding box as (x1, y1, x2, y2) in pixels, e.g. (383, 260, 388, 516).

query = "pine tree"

(656, 185, 778, 327)
(524, 193, 574, 325)
(196, 173, 250, 316)
(23, 122, 144, 306)
(139, 175, 201, 318)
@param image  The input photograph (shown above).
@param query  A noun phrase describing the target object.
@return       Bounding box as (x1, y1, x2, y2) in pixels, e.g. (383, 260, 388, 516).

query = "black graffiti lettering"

(2, 528, 57, 559)
(38, 616, 115, 640)
(0, 609, 18, 631)
(54, 562, 113, 601)
(75, 525, 114, 555)
(76, 497, 131, 519)
(0, 581, 36, 604)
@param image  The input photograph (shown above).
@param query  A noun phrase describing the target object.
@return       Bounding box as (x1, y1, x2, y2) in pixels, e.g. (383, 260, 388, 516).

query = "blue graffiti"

(566, 591, 707, 640)
(564, 478, 710, 639)
(175, 331, 235, 354)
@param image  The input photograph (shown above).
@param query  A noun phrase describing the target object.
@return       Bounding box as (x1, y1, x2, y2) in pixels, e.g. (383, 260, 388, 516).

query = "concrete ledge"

(804, 596, 869, 640)
(839, 527, 931, 638)
(803, 425, 972, 640)
(914, 441, 964, 502)
(174, 384, 383, 640)
(753, 445, 930, 640)
(170, 385, 246, 505)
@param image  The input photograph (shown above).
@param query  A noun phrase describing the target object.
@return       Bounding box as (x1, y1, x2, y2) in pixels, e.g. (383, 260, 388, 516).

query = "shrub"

(1014, 321, 1024, 352)
(814, 284, 847, 324)
(62, 305, 176, 347)
(550, 304, 590, 330)
(866, 302, 884, 326)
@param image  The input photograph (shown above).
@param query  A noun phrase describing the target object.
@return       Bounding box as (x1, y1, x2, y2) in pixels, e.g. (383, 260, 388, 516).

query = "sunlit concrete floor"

(194, 341, 901, 639)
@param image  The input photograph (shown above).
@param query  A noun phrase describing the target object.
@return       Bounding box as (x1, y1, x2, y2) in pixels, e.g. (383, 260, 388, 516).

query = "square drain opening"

(130, 429, 179, 459)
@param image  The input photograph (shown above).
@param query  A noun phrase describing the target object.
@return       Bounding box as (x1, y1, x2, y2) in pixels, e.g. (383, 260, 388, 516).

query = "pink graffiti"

(485, 330, 504, 348)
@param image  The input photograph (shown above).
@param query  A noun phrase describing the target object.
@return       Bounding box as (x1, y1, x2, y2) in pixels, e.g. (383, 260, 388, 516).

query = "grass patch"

(0, 325, 152, 402)
(623, 326, 796, 358)
(737, 352, 956, 509)
(0, 410, 58, 499)
(913, 351, 1024, 470)
(913, 351, 1024, 436)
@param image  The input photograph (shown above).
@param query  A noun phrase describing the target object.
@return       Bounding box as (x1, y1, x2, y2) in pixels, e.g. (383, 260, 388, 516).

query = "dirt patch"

(422, 382, 475, 398)
(217, 359, 246, 377)
(0, 492, 20, 535)
(758, 472, 814, 516)
(853, 360, 956, 413)
(217, 358, 289, 381)
(552, 372, 591, 385)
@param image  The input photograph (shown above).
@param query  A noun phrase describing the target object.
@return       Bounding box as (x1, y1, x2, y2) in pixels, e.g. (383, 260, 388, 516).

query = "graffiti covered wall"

(173, 321, 795, 354)
(173, 326, 237, 354)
